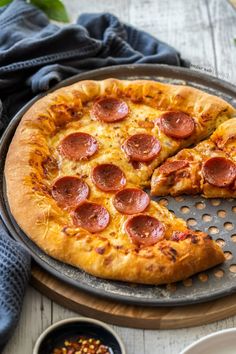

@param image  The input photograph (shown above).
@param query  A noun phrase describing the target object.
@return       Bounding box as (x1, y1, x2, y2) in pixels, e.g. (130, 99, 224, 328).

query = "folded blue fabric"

(0, 0, 187, 131)
(0, 220, 30, 352)
(0, 0, 187, 350)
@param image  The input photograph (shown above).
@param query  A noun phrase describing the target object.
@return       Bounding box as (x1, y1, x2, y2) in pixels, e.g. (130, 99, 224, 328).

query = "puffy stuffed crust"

(151, 118, 236, 198)
(5, 79, 232, 284)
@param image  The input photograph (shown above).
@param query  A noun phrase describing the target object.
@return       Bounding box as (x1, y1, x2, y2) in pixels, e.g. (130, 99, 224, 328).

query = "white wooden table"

(3, 1, 236, 353)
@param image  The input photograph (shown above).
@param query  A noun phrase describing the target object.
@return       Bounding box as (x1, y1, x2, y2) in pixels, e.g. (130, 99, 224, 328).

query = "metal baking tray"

(1, 64, 236, 306)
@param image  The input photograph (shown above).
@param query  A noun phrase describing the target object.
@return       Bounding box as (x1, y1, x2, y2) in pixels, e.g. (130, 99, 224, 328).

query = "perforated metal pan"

(1, 64, 236, 306)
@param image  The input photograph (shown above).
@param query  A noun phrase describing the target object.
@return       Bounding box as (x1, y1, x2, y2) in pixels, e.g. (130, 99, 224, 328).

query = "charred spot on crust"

(95, 246, 106, 255)
(30, 172, 38, 180)
(159, 245, 178, 262)
(67, 107, 83, 119)
(145, 264, 155, 272)
(190, 234, 198, 244)
(170, 247, 177, 255)
(61, 226, 76, 237)
(35, 149, 43, 156)
(201, 112, 211, 122)
(36, 115, 48, 123)
(159, 265, 165, 272)
(114, 245, 123, 250)
(131, 160, 142, 170)
(32, 183, 51, 195)
(171, 231, 200, 244)
(131, 97, 143, 104)
(29, 158, 40, 168)
(42, 156, 58, 176)
(103, 255, 113, 266)
(204, 234, 213, 241)
(30, 171, 51, 195)
(170, 230, 207, 244)
(175, 170, 190, 179)
(171, 231, 190, 242)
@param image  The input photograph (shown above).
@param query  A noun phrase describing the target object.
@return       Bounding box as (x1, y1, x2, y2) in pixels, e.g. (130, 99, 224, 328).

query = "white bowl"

(180, 328, 236, 354)
(33, 317, 126, 354)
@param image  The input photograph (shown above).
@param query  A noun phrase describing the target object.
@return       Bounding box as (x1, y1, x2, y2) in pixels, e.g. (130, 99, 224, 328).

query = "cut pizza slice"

(151, 118, 236, 197)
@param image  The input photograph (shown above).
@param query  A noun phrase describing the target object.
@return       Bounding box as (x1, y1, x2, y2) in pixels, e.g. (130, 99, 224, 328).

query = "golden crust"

(151, 118, 236, 198)
(5, 78, 232, 284)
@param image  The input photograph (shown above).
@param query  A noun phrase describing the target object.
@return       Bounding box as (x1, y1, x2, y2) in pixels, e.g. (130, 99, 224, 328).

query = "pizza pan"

(1, 64, 236, 307)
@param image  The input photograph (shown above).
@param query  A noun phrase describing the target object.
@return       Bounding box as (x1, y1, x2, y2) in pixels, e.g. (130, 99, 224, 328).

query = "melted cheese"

(42, 100, 188, 249)
(36, 94, 235, 249)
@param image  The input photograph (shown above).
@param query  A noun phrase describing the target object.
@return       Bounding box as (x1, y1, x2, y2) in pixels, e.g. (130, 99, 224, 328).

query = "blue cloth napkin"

(0, 220, 30, 352)
(0, 0, 187, 350)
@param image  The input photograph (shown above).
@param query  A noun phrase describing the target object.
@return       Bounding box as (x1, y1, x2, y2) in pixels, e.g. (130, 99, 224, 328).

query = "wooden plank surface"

(129, 0, 216, 71)
(209, 0, 236, 82)
(3, 0, 236, 353)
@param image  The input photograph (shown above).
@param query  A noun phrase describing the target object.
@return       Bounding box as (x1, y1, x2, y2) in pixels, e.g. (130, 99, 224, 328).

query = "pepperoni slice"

(73, 202, 110, 233)
(126, 215, 165, 246)
(52, 176, 89, 210)
(159, 160, 189, 175)
(123, 134, 161, 162)
(92, 97, 129, 123)
(202, 157, 236, 187)
(92, 164, 126, 192)
(113, 188, 150, 214)
(60, 132, 98, 161)
(159, 111, 195, 139)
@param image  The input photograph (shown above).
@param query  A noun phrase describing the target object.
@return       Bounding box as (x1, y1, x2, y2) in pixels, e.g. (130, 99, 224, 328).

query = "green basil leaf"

(30, 0, 69, 23)
(0, 0, 13, 6)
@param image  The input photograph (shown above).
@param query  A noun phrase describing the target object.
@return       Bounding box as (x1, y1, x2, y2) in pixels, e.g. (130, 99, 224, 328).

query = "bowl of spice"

(33, 317, 126, 354)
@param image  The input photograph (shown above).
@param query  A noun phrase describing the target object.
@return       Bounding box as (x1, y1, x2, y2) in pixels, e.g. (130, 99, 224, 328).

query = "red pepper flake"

(52, 336, 111, 354)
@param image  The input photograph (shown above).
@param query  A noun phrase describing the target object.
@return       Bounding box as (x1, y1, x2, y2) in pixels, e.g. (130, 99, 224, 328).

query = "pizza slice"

(114, 80, 236, 189)
(151, 118, 236, 197)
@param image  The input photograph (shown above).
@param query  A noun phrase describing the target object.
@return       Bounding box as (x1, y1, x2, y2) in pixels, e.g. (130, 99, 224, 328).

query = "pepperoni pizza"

(5, 79, 235, 285)
(151, 118, 236, 197)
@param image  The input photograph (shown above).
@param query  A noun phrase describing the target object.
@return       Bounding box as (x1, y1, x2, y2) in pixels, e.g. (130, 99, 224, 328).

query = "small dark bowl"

(33, 317, 126, 354)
